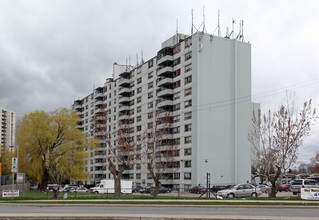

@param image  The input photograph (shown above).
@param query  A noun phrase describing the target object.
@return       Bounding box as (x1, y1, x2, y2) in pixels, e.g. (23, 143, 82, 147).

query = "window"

(173, 57, 181, 66)
(129, 99, 134, 106)
(137, 87, 142, 94)
(173, 80, 181, 88)
(173, 115, 180, 123)
(147, 112, 153, 119)
(173, 173, 180, 180)
(184, 172, 191, 180)
(185, 136, 192, 144)
(137, 96, 142, 104)
(184, 160, 192, 168)
(184, 124, 192, 132)
(148, 92, 153, 99)
(184, 112, 192, 120)
(147, 122, 153, 129)
(185, 76, 192, 85)
(137, 115, 142, 122)
(173, 103, 180, 111)
(136, 173, 141, 179)
(184, 148, 192, 156)
(136, 135, 141, 141)
(136, 163, 141, 170)
(137, 77, 142, 84)
(148, 71, 153, 79)
(173, 44, 181, 54)
(171, 127, 180, 134)
(148, 82, 153, 89)
(137, 106, 142, 113)
(148, 102, 153, 109)
(136, 125, 141, 131)
(184, 51, 192, 61)
(173, 69, 181, 77)
(174, 92, 180, 100)
(185, 64, 192, 73)
(184, 100, 192, 108)
(147, 173, 152, 179)
(148, 59, 154, 68)
(184, 88, 192, 96)
(185, 38, 192, 48)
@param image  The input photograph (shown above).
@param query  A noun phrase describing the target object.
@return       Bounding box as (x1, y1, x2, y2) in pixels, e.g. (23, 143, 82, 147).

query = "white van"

(90, 179, 132, 194)
(290, 179, 319, 195)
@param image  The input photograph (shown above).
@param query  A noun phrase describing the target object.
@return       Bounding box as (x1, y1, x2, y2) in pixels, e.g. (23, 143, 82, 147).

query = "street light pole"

(9, 145, 14, 201)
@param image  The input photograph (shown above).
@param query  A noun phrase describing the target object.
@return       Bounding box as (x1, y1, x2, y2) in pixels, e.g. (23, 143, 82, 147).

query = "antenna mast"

(218, 10, 221, 37)
(141, 50, 144, 64)
(232, 18, 235, 39)
(202, 6, 206, 33)
(191, 9, 194, 35)
(136, 53, 139, 67)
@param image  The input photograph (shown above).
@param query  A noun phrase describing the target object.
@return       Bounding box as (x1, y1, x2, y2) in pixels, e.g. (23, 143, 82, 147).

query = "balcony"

(95, 100, 104, 107)
(157, 88, 173, 97)
(157, 111, 173, 118)
(118, 105, 130, 112)
(95, 92, 104, 99)
(118, 87, 130, 95)
(119, 96, 130, 104)
(118, 78, 130, 86)
(157, 100, 173, 108)
(118, 114, 130, 121)
(73, 103, 82, 111)
(157, 66, 173, 76)
(157, 77, 173, 87)
(157, 55, 173, 65)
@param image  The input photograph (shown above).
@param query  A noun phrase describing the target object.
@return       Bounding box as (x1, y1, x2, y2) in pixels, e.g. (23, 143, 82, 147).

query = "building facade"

(73, 31, 254, 190)
(0, 107, 15, 147)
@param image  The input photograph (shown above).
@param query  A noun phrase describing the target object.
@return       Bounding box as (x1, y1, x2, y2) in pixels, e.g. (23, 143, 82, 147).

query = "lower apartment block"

(73, 31, 254, 190)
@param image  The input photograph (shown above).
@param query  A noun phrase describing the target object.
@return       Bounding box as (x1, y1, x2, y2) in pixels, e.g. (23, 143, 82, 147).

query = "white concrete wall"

(192, 33, 252, 185)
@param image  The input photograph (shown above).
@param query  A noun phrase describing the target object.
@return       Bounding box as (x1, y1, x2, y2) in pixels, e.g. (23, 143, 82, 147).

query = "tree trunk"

(114, 175, 121, 198)
(52, 186, 59, 200)
(40, 167, 49, 190)
(151, 180, 160, 198)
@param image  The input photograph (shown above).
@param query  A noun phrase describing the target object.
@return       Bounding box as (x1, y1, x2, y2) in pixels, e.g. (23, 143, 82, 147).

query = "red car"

(279, 184, 291, 192)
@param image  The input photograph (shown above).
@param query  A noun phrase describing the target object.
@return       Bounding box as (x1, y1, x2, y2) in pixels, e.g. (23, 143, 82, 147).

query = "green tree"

(17, 108, 96, 194)
(0, 145, 16, 176)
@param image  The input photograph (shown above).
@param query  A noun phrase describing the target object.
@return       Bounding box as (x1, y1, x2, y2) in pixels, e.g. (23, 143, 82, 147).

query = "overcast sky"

(0, 0, 318, 164)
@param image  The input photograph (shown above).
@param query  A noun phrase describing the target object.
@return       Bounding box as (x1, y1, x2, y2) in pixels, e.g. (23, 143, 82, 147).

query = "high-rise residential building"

(0, 107, 15, 147)
(73, 31, 254, 190)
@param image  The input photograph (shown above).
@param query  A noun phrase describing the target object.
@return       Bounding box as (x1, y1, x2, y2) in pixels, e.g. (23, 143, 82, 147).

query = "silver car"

(217, 183, 262, 198)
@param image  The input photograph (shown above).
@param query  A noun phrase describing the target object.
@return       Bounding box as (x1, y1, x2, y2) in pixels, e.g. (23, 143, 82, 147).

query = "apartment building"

(73, 31, 254, 190)
(0, 107, 15, 148)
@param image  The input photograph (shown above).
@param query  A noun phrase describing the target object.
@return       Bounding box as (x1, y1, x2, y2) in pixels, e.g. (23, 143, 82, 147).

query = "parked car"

(211, 185, 227, 193)
(140, 187, 153, 194)
(132, 186, 143, 193)
(62, 186, 78, 192)
(46, 184, 60, 192)
(70, 186, 89, 193)
(256, 184, 270, 193)
(217, 183, 262, 198)
(189, 186, 206, 194)
(279, 184, 291, 192)
(290, 179, 319, 195)
(156, 186, 171, 193)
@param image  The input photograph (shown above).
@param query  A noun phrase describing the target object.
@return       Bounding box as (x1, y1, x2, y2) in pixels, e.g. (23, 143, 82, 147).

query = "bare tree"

(91, 105, 136, 198)
(304, 152, 319, 174)
(249, 96, 317, 198)
(142, 109, 179, 197)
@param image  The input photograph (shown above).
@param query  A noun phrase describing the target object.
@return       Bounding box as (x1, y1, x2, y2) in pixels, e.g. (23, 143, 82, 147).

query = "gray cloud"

(0, 0, 318, 162)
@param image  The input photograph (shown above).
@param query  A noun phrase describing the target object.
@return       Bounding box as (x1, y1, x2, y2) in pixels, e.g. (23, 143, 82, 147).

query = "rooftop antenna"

(218, 10, 221, 37)
(129, 56, 131, 68)
(241, 20, 244, 42)
(176, 19, 179, 44)
(141, 50, 144, 64)
(191, 8, 194, 35)
(236, 20, 241, 40)
(225, 26, 229, 38)
(136, 53, 139, 67)
(126, 57, 128, 71)
(202, 6, 206, 33)
(231, 18, 235, 39)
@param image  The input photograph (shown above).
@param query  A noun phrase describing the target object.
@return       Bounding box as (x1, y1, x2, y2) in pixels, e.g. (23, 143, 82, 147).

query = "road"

(0, 204, 319, 219)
